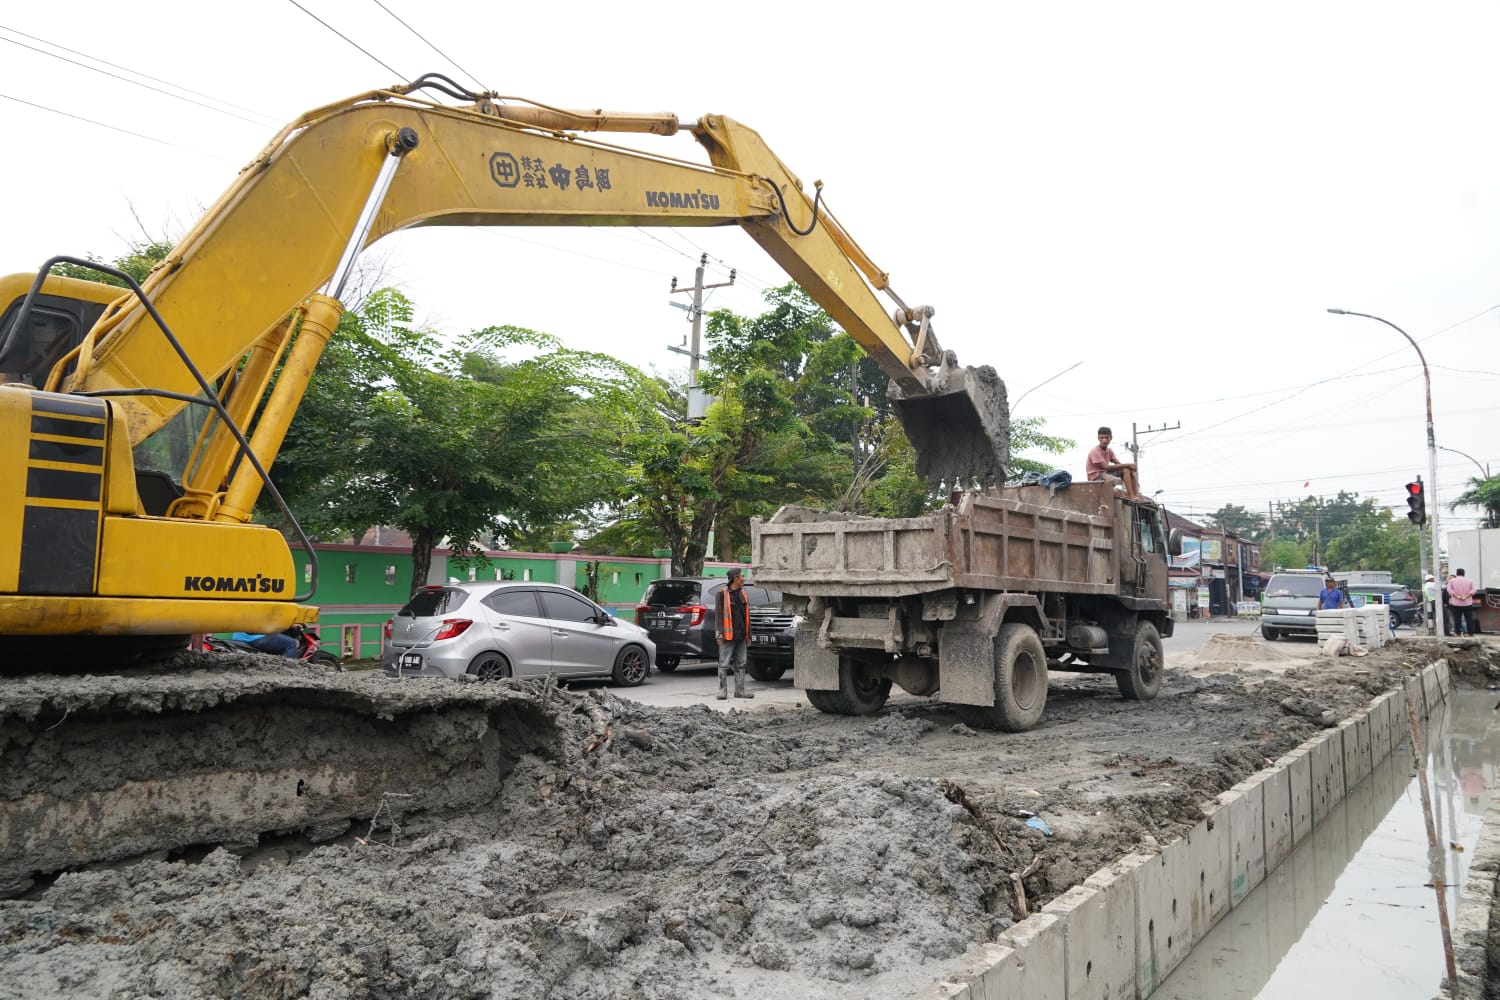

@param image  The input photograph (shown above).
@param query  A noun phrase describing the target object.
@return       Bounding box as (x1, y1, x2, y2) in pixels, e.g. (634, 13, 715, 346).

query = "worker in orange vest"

(714, 567, 753, 700)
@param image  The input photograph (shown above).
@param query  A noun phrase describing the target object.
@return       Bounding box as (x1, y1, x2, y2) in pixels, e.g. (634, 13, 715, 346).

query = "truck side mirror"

(1168, 528, 1184, 557)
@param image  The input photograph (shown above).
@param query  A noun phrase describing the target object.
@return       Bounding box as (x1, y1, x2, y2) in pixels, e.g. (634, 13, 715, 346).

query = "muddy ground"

(2, 635, 1496, 1000)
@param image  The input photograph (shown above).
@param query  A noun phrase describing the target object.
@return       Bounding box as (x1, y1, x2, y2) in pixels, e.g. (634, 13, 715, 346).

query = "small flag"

(1302, 481, 1309, 489)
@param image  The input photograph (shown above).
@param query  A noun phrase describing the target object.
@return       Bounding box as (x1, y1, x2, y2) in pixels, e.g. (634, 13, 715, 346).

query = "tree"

(1204, 504, 1261, 537)
(1451, 475, 1500, 529)
(1323, 504, 1423, 587)
(271, 289, 657, 593)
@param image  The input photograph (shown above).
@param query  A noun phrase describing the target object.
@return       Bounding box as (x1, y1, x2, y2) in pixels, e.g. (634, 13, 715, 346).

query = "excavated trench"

(0, 640, 1495, 999)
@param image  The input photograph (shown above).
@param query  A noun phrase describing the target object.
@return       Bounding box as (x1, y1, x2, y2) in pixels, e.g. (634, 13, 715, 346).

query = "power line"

(368, 0, 488, 93)
(0, 93, 236, 160)
(286, 0, 405, 79)
(0, 23, 280, 124)
(0, 33, 271, 127)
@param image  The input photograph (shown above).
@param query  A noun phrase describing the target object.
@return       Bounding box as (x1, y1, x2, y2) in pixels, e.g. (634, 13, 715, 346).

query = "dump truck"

(751, 479, 1179, 731)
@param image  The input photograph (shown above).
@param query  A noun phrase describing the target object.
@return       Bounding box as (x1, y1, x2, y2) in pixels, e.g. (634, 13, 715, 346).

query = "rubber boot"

(716, 672, 728, 700)
(735, 669, 752, 699)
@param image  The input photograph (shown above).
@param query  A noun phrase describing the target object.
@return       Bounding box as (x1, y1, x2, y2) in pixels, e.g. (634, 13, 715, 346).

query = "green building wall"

(288, 544, 747, 663)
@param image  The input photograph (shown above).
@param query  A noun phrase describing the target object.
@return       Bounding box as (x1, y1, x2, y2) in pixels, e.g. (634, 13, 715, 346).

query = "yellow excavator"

(0, 74, 1009, 659)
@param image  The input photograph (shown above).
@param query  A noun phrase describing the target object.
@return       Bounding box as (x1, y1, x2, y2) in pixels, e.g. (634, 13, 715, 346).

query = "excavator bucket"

(890, 356, 1010, 488)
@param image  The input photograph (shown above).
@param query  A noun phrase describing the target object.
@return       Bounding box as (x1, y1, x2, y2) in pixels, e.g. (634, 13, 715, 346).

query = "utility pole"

(1268, 501, 1276, 543)
(1128, 420, 1181, 476)
(668, 254, 735, 420)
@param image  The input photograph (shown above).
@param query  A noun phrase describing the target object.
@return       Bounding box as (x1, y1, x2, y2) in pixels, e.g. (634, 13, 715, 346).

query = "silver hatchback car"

(383, 582, 654, 685)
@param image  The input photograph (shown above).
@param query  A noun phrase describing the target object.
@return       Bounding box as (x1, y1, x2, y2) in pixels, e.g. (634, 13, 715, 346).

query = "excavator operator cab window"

(0, 294, 106, 386)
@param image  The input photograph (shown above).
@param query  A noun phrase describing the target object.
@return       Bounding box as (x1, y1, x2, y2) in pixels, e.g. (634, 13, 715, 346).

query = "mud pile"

(0, 638, 1485, 999)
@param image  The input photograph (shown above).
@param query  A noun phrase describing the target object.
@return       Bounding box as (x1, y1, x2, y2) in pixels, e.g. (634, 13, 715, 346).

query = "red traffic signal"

(1405, 479, 1426, 525)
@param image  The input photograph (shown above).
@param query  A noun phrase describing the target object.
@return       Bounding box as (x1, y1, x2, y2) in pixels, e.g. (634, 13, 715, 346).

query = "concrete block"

(1436, 657, 1451, 698)
(1261, 761, 1295, 873)
(928, 941, 1010, 1000)
(1390, 685, 1412, 750)
(1309, 735, 1333, 825)
(993, 911, 1066, 1000)
(1044, 875, 1136, 1000)
(1135, 837, 1197, 995)
(1339, 714, 1372, 788)
(1368, 692, 1392, 764)
(1326, 728, 1347, 805)
(1422, 665, 1440, 715)
(1280, 746, 1313, 848)
(1191, 800, 1233, 934)
(1221, 773, 1268, 906)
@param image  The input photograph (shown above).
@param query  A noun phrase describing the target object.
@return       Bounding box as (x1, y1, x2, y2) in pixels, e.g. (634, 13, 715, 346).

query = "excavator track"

(0, 652, 558, 896)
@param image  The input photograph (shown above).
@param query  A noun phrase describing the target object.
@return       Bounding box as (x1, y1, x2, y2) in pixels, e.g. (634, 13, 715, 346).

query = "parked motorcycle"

(202, 623, 343, 670)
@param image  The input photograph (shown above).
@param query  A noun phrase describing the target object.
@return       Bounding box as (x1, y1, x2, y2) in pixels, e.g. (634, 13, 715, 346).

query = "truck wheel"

(805, 656, 891, 716)
(1114, 621, 1163, 701)
(1261, 625, 1279, 641)
(956, 623, 1048, 733)
(748, 658, 786, 682)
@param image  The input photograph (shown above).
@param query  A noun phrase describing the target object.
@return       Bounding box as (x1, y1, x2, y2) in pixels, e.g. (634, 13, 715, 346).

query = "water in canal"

(1159, 685, 1498, 999)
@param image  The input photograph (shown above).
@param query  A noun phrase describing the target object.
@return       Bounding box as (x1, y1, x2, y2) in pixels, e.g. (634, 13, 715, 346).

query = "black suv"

(748, 601, 799, 681)
(636, 577, 781, 671)
(1346, 583, 1424, 628)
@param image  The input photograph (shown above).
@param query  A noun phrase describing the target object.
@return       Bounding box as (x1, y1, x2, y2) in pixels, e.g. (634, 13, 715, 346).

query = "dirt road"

(1, 634, 1493, 999)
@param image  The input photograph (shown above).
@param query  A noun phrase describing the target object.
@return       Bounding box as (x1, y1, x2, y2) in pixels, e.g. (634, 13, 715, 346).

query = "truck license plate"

(753, 635, 771, 645)
(400, 652, 422, 670)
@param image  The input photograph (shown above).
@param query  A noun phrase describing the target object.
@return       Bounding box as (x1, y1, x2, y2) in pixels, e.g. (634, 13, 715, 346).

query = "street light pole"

(1438, 445, 1490, 481)
(1327, 308, 1445, 638)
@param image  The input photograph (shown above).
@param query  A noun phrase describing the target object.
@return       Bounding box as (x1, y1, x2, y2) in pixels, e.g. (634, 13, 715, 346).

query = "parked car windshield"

(400, 587, 469, 616)
(1266, 575, 1323, 598)
(642, 580, 702, 606)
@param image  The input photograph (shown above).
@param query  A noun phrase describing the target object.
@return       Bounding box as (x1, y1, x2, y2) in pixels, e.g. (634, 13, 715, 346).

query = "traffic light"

(1405, 479, 1426, 526)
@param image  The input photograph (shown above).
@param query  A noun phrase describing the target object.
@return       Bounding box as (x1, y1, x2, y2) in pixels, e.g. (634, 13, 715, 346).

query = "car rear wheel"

(467, 652, 512, 680)
(612, 645, 649, 686)
(656, 655, 680, 672)
(748, 658, 786, 682)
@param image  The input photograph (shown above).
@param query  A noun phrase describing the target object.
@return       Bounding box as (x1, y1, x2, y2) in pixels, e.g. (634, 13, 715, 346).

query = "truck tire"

(748, 658, 786, 682)
(804, 656, 890, 716)
(1261, 625, 1279, 641)
(955, 623, 1048, 733)
(1114, 621, 1163, 701)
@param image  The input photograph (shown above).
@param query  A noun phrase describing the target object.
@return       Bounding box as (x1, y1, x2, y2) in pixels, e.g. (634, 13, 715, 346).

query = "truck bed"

(752, 482, 1128, 599)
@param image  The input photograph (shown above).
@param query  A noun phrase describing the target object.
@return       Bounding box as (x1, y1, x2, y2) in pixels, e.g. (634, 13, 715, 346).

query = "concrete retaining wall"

(924, 659, 1452, 1000)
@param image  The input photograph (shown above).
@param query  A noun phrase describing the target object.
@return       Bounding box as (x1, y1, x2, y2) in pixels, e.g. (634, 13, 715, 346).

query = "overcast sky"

(3, 2, 1497, 547)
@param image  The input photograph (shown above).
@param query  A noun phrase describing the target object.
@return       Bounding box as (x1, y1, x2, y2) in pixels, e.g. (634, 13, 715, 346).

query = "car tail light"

(636, 604, 650, 624)
(433, 618, 473, 641)
(678, 604, 707, 627)
(383, 618, 393, 640)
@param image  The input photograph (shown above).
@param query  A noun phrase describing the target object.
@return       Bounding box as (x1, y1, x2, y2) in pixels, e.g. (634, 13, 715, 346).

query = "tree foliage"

(1451, 475, 1500, 529)
(271, 289, 658, 593)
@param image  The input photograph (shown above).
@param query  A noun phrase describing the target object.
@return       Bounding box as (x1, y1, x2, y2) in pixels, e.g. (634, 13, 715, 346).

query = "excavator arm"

(0, 77, 1007, 647)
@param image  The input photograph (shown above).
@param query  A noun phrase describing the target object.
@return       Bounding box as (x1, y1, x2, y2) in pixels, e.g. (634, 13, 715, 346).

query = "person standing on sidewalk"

(714, 568, 754, 700)
(1423, 575, 1438, 627)
(1448, 568, 1478, 636)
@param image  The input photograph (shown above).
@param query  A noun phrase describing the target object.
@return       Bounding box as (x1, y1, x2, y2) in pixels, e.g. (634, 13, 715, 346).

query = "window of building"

(345, 564, 357, 584)
(304, 563, 313, 584)
(468, 565, 477, 581)
(522, 568, 532, 581)
(385, 565, 396, 585)
(611, 571, 620, 585)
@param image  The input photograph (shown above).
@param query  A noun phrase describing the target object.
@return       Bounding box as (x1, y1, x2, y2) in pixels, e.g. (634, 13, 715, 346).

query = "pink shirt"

(1448, 575, 1476, 607)
(1086, 444, 1120, 481)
